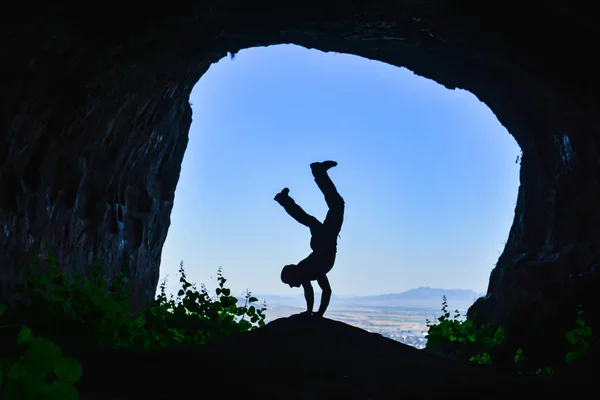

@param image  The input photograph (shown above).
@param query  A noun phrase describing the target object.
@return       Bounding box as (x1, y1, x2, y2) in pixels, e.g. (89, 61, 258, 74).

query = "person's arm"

(316, 275, 332, 316)
(302, 282, 314, 313)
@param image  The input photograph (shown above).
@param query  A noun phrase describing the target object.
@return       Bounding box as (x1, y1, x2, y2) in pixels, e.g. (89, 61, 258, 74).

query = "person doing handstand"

(274, 160, 345, 317)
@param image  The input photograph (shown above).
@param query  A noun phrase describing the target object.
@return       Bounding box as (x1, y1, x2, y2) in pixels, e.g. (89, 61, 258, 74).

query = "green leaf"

(54, 357, 83, 384)
(100, 297, 124, 314)
(0, 303, 6, 317)
(565, 330, 578, 345)
(7, 361, 28, 379)
(248, 296, 258, 303)
(23, 338, 62, 374)
(467, 333, 476, 343)
(24, 372, 46, 398)
(16, 326, 34, 344)
(565, 351, 578, 363)
(492, 327, 505, 344)
(583, 341, 590, 351)
(40, 381, 79, 400)
(149, 306, 161, 316)
(583, 326, 592, 336)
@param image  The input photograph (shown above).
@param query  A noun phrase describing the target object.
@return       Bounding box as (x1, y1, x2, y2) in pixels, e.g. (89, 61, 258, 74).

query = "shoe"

(274, 187, 290, 202)
(311, 161, 338, 173)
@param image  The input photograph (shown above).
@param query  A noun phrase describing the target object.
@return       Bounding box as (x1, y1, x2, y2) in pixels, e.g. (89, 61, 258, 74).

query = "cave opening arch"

(159, 43, 521, 310)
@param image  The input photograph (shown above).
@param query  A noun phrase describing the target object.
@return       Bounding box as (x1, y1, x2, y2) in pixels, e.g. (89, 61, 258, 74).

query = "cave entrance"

(158, 44, 521, 327)
(3, 5, 597, 363)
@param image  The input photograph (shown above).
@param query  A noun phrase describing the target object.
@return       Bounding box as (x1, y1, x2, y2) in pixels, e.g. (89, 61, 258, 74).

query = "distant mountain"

(340, 287, 484, 310)
(255, 287, 484, 311)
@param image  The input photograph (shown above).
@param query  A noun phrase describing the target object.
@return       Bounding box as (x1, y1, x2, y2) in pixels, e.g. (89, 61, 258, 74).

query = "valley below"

(256, 287, 481, 349)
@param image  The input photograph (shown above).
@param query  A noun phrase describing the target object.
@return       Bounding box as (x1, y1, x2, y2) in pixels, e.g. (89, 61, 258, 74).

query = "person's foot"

(274, 187, 290, 202)
(310, 160, 338, 173)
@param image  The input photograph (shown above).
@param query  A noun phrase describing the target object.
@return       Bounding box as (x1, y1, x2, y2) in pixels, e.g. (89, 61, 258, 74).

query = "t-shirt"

(297, 250, 337, 281)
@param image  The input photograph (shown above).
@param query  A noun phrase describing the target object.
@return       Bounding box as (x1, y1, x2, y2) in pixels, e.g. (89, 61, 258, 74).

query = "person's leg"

(274, 188, 321, 229)
(310, 162, 345, 235)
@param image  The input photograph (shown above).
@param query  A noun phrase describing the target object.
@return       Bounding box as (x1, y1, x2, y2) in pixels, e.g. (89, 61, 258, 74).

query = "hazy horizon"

(251, 286, 485, 298)
(158, 44, 520, 298)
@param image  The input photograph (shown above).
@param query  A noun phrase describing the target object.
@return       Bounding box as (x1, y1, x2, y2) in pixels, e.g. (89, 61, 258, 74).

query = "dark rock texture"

(1, 1, 600, 351)
(74, 315, 569, 399)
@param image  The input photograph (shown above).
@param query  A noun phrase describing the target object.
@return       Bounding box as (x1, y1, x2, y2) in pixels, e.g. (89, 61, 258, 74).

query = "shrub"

(425, 295, 593, 376)
(2, 251, 268, 395)
(6, 251, 267, 352)
(564, 305, 593, 364)
(0, 304, 82, 400)
(129, 263, 267, 349)
(425, 295, 504, 364)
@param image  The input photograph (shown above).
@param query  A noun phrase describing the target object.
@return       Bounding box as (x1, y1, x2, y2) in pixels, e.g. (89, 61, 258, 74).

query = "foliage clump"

(6, 252, 266, 351)
(133, 264, 267, 349)
(425, 295, 593, 377)
(0, 304, 82, 400)
(425, 295, 504, 366)
(565, 305, 593, 364)
(1, 251, 268, 397)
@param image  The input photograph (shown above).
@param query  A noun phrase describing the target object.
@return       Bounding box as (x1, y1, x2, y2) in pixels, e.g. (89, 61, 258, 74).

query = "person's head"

(281, 264, 303, 288)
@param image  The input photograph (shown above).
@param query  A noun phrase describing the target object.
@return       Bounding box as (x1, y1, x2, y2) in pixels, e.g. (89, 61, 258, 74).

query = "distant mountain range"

(251, 287, 485, 311)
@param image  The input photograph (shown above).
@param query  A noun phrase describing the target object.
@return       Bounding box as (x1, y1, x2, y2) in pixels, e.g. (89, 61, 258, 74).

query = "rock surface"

(1, 2, 599, 352)
(74, 315, 571, 399)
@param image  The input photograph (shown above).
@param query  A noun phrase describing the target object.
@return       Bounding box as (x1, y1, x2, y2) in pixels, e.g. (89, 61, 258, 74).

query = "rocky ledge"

(73, 314, 588, 399)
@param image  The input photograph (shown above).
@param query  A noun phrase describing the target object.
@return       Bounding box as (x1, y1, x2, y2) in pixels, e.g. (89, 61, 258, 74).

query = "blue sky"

(158, 44, 521, 298)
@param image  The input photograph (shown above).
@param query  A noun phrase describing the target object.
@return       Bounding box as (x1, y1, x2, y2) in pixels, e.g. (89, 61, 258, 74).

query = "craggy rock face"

(1, 3, 599, 352)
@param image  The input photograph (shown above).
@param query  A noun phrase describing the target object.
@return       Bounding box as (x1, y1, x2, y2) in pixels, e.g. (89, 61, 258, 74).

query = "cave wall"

(1, 12, 212, 306)
(2, 2, 600, 351)
(1, 72, 199, 306)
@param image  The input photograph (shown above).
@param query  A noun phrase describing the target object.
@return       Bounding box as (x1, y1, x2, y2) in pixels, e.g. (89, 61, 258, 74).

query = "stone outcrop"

(75, 315, 567, 399)
(1, 2, 599, 352)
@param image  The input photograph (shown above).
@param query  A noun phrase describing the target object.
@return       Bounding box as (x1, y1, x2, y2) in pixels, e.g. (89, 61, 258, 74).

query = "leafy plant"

(9, 251, 267, 353)
(12, 252, 136, 350)
(513, 348, 524, 365)
(0, 304, 82, 400)
(426, 295, 474, 346)
(469, 352, 492, 365)
(3, 249, 269, 397)
(426, 296, 595, 377)
(128, 263, 267, 349)
(565, 305, 592, 364)
(425, 295, 504, 362)
(535, 367, 554, 377)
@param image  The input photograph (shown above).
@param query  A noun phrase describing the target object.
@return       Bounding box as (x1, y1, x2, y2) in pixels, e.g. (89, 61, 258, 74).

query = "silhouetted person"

(274, 160, 345, 317)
